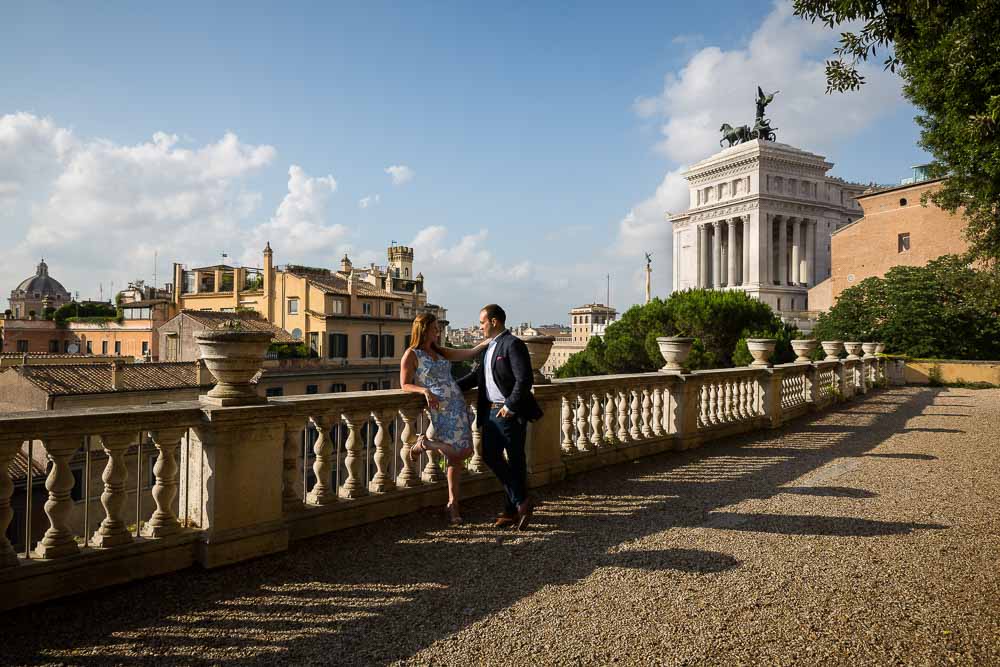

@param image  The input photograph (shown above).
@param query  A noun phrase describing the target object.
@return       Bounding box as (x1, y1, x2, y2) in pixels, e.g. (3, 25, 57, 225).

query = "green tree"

(556, 289, 793, 377)
(812, 255, 1000, 358)
(794, 0, 1000, 264)
(52, 301, 117, 325)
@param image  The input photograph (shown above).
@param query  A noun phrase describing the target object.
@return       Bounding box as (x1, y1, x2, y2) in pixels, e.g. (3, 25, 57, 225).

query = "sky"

(0, 0, 927, 327)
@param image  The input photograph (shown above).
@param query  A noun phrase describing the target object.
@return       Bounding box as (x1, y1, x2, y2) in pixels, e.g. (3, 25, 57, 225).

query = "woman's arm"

(433, 337, 491, 362)
(400, 349, 440, 410)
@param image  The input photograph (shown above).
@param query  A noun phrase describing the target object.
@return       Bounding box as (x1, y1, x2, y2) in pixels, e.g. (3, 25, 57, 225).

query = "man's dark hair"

(481, 303, 506, 324)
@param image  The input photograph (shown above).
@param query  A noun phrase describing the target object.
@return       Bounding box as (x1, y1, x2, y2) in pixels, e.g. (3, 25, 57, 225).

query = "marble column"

(742, 216, 751, 285)
(726, 219, 738, 287)
(791, 217, 801, 285)
(806, 219, 817, 286)
(712, 221, 723, 288)
(698, 224, 709, 288)
(760, 212, 772, 285)
(777, 215, 788, 286)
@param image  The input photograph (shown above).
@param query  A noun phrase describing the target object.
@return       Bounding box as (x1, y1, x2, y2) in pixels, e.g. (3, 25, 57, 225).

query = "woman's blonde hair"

(409, 312, 437, 350)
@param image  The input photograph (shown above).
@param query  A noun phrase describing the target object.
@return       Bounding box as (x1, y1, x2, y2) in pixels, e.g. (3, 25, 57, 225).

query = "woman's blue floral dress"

(413, 348, 472, 451)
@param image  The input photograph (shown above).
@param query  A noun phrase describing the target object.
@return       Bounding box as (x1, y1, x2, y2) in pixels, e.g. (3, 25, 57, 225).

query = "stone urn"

(195, 329, 272, 406)
(844, 341, 863, 360)
(875, 342, 886, 355)
(519, 335, 555, 385)
(790, 339, 819, 363)
(746, 338, 777, 367)
(821, 340, 844, 361)
(657, 336, 695, 373)
(861, 342, 878, 357)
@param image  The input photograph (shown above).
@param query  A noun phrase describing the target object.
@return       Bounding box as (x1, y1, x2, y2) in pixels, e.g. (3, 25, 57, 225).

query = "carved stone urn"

(844, 341, 863, 361)
(519, 335, 555, 385)
(790, 339, 819, 363)
(861, 342, 878, 357)
(746, 338, 777, 367)
(821, 340, 844, 361)
(657, 337, 695, 373)
(195, 329, 272, 406)
(875, 342, 886, 355)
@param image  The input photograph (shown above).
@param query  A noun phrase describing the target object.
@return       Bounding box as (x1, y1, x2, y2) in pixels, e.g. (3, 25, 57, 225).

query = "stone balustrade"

(0, 350, 891, 611)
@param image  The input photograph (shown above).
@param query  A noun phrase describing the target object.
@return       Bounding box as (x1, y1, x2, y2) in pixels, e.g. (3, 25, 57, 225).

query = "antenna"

(606, 273, 610, 308)
(153, 251, 157, 288)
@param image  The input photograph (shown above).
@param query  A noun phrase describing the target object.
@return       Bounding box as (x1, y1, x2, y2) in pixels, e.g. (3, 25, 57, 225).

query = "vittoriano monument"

(720, 86, 779, 147)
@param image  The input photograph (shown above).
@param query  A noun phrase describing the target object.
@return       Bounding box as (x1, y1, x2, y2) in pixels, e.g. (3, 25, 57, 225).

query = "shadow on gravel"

(862, 453, 938, 461)
(780, 486, 877, 498)
(3, 387, 951, 666)
(901, 427, 965, 434)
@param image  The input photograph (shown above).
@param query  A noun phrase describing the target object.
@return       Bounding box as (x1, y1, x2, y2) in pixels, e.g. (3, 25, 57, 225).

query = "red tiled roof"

(179, 311, 296, 343)
(7, 448, 46, 482)
(5, 362, 207, 396)
(287, 269, 404, 300)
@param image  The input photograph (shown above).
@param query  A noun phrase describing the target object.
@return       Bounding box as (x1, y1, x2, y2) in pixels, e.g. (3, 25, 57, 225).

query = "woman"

(400, 312, 490, 525)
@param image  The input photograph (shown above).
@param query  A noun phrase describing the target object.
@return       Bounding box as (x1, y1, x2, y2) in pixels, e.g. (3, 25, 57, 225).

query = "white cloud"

(634, 1, 904, 164)
(384, 164, 414, 186)
(244, 165, 346, 265)
(358, 194, 380, 209)
(0, 113, 277, 300)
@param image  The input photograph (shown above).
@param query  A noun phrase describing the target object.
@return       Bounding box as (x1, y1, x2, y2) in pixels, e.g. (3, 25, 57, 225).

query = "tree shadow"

(2, 387, 951, 666)
(900, 427, 964, 434)
(780, 486, 878, 499)
(861, 453, 938, 461)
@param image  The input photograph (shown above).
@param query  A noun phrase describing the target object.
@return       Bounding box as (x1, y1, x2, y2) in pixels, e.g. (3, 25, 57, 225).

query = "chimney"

(196, 358, 214, 386)
(348, 269, 355, 295)
(110, 359, 125, 391)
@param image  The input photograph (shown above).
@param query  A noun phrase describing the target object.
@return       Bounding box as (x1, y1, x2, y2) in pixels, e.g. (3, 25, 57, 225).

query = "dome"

(14, 260, 71, 299)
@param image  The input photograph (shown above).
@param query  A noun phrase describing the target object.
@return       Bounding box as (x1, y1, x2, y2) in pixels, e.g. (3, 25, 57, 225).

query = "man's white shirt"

(484, 330, 509, 404)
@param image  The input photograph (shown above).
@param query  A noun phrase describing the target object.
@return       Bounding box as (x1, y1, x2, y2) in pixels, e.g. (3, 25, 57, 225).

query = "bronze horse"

(720, 123, 752, 147)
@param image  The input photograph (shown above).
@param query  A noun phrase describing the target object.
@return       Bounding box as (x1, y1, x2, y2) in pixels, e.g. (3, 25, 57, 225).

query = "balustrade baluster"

(708, 382, 719, 425)
(369, 409, 396, 493)
(421, 412, 445, 484)
(698, 384, 708, 428)
(396, 408, 422, 488)
(641, 388, 653, 438)
(736, 378, 747, 419)
(91, 432, 134, 548)
(560, 396, 575, 454)
(307, 415, 337, 505)
(590, 393, 604, 448)
(35, 436, 80, 558)
(604, 391, 618, 446)
(652, 386, 664, 436)
(575, 394, 591, 452)
(143, 428, 188, 537)
(340, 412, 370, 498)
(468, 406, 486, 472)
(0, 438, 19, 567)
(724, 381, 733, 423)
(617, 390, 631, 443)
(630, 389, 642, 440)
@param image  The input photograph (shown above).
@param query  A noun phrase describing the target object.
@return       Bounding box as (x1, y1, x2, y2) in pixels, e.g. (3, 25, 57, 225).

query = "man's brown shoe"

(516, 499, 535, 531)
(494, 513, 516, 528)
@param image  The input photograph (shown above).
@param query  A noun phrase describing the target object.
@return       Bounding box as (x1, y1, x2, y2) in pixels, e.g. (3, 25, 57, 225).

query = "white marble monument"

(670, 139, 865, 313)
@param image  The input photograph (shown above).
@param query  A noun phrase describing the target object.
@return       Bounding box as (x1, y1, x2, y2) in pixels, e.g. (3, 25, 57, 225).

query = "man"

(458, 304, 543, 529)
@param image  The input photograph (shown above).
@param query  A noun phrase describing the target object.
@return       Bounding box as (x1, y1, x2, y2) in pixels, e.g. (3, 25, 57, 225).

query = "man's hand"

(498, 406, 513, 419)
(424, 390, 441, 411)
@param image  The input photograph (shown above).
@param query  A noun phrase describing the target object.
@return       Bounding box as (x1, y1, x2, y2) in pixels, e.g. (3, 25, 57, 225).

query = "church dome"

(13, 260, 71, 299)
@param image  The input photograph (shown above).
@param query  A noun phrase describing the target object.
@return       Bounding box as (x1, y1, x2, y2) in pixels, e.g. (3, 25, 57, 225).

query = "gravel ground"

(3, 386, 998, 666)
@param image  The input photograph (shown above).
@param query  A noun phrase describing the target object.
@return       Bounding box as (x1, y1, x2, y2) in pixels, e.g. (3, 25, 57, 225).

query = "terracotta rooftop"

(286, 268, 404, 300)
(178, 311, 296, 343)
(2, 362, 207, 396)
(7, 448, 46, 482)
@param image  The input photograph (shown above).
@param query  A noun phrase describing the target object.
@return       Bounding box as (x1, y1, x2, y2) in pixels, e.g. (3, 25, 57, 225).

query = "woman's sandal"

(446, 503, 463, 526)
(409, 435, 429, 462)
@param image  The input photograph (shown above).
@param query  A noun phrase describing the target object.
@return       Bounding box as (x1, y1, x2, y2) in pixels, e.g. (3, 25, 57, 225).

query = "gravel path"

(4, 386, 999, 666)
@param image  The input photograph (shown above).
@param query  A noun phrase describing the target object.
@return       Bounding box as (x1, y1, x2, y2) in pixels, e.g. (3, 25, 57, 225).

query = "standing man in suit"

(458, 304, 543, 529)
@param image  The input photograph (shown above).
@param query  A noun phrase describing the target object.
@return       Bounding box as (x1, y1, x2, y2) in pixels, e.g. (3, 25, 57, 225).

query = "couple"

(400, 304, 542, 527)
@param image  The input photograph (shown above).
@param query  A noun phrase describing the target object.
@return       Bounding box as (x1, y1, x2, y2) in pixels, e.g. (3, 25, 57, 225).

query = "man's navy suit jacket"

(457, 331, 544, 427)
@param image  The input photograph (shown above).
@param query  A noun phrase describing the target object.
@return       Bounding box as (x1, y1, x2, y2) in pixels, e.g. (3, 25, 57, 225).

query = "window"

(16, 340, 28, 353)
(404, 334, 412, 349)
(362, 382, 379, 391)
(328, 333, 348, 358)
(141, 341, 149, 356)
(361, 334, 379, 358)
(309, 332, 319, 355)
(899, 198, 908, 206)
(384, 302, 393, 316)
(306, 384, 319, 395)
(49, 339, 59, 353)
(331, 299, 344, 314)
(362, 302, 372, 315)
(380, 334, 395, 358)
(898, 233, 911, 253)
(102, 341, 109, 355)
(86, 341, 93, 354)
(777, 298, 782, 311)
(265, 387, 284, 397)
(114, 341, 121, 355)
(287, 298, 299, 315)
(381, 380, 391, 390)
(330, 383, 347, 393)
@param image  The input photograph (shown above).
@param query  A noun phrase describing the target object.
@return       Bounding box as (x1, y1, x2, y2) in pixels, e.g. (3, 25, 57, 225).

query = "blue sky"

(0, 1, 927, 325)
